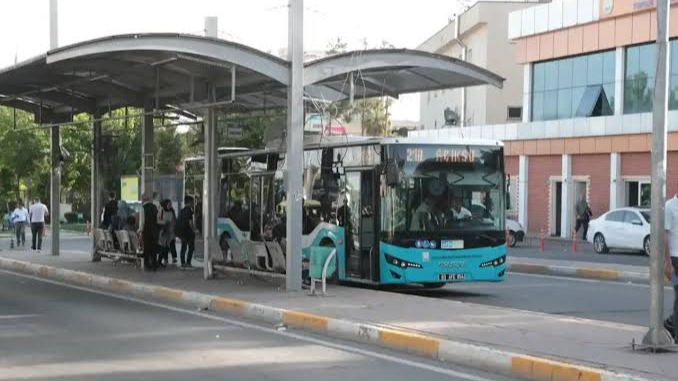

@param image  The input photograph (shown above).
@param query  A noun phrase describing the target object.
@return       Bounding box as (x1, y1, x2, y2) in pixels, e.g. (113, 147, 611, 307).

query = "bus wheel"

(421, 282, 446, 289)
(219, 232, 231, 261)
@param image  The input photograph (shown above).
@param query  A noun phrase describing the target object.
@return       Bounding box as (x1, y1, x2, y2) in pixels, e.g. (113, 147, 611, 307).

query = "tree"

(322, 38, 394, 136)
(155, 127, 186, 174)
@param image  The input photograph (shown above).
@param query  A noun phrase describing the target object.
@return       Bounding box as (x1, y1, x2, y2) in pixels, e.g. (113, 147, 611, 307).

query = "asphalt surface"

(0, 270, 521, 381)
(397, 272, 673, 326)
(1, 236, 668, 328)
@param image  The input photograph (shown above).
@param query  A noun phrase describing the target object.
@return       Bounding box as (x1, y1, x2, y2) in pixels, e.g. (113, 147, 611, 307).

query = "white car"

(506, 219, 525, 247)
(586, 207, 651, 255)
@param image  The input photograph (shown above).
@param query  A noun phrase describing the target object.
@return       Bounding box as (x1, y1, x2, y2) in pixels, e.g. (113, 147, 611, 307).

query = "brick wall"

(668, 152, 678, 197)
(621, 153, 650, 176)
(505, 156, 519, 176)
(528, 155, 561, 233)
(572, 154, 610, 217)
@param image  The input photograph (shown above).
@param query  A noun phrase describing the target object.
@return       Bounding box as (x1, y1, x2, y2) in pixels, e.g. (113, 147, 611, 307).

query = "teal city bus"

(183, 135, 507, 287)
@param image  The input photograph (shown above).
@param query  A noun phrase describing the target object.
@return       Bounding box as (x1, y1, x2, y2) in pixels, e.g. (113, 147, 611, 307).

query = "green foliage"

(155, 127, 186, 174)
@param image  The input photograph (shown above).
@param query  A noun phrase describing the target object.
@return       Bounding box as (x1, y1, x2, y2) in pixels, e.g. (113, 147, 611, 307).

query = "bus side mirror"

(386, 161, 400, 187)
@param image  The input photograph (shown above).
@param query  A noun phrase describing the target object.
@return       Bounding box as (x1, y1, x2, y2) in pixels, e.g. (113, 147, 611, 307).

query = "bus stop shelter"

(0, 3, 503, 291)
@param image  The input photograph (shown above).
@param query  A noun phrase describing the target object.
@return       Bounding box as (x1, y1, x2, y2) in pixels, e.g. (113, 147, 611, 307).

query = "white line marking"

(0, 269, 502, 381)
(0, 314, 41, 319)
(511, 272, 674, 290)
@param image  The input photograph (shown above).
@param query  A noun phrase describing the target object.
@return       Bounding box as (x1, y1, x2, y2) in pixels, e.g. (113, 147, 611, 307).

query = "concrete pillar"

(50, 125, 60, 256)
(204, 17, 218, 38)
(610, 153, 622, 209)
(561, 154, 572, 238)
(91, 114, 102, 261)
(49, 0, 58, 50)
(203, 106, 217, 280)
(522, 64, 532, 123)
(141, 107, 154, 198)
(518, 155, 529, 230)
(286, 0, 304, 291)
(614, 47, 624, 115)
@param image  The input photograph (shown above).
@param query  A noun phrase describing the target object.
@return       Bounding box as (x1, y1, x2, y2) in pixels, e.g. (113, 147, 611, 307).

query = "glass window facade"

(532, 50, 616, 121)
(625, 41, 678, 113)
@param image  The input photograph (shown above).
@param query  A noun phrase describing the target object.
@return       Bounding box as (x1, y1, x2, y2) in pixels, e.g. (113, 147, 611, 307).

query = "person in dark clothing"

(176, 196, 196, 268)
(140, 193, 159, 271)
(102, 192, 118, 230)
(575, 194, 593, 240)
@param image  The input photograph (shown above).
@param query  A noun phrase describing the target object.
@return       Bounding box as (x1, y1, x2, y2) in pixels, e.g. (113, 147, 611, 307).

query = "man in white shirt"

(29, 198, 49, 252)
(11, 201, 29, 247)
(451, 197, 472, 220)
(410, 196, 438, 231)
(664, 195, 678, 342)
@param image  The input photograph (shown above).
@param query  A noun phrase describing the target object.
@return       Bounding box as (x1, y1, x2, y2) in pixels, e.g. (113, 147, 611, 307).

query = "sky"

(0, 0, 466, 122)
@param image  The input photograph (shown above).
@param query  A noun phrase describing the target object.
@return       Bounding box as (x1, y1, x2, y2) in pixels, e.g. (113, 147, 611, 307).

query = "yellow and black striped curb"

(0, 257, 654, 381)
(508, 263, 655, 284)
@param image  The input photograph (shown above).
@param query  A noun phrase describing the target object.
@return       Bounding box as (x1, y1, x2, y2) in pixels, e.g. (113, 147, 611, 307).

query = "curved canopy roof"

(304, 49, 504, 102)
(0, 33, 504, 123)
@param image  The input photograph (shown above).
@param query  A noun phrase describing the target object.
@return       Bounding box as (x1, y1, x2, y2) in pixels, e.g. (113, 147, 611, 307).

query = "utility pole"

(643, 0, 673, 348)
(50, 0, 60, 257)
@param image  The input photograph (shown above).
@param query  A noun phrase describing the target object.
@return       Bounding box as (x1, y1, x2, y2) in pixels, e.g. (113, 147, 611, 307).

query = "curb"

(508, 263, 654, 284)
(0, 256, 655, 381)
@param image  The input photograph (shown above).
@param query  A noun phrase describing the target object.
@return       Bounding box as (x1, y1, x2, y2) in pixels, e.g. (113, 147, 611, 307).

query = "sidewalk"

(0, 250, 674, 381)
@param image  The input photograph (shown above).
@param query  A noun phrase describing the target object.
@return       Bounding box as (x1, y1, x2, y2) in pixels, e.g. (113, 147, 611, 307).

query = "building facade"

(418, 1, 544, 129)
(413, 0, 678, 237)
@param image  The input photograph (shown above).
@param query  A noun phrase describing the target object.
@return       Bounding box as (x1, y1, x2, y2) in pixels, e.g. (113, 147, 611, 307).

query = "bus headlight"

(480, 255, 506, 268)
(385, 254, 422, 269)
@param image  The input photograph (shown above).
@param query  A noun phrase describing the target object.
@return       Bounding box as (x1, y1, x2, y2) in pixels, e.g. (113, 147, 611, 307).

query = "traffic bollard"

(571, 228, 577, 253)
(539, 229, 545, 252)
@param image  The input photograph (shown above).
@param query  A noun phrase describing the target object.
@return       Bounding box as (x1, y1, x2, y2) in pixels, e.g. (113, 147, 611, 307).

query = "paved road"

(0, 270, 520, 381)
(396, 273, 672, 326)
(510, 242, 649, 267)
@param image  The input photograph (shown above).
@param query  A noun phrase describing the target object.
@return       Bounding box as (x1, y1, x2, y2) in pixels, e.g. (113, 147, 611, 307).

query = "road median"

(508, 259, 653, 284)
(0, 256, 656, 381)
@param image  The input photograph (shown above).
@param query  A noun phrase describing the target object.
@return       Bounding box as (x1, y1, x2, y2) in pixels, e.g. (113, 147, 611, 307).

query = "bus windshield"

(381, 144, 504, 237)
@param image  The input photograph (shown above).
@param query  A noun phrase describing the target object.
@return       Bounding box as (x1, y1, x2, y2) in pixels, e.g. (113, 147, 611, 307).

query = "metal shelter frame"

(0, 0, 503, 291)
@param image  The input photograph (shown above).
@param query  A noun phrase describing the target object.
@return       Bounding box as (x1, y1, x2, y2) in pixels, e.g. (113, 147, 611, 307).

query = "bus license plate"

(438, 273, 465, 281)
(441, 240, 464, 249)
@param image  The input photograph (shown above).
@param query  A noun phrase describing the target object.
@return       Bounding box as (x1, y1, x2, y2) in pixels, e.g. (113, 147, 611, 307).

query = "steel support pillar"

(560, 154, 572, 239)
(610, 153, 622, 210)
(91, 114, 102, 261)
(518, 155, 528, 230)
(643, 0, 673, 348)
(285, 0, 304, 291)
(203, 105, 217, 280)
(50, 125, 60, 256)
(141, 106, 154, 198)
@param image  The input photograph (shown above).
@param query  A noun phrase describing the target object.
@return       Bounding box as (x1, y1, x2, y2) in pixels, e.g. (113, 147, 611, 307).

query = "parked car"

(586, 207, 650, 255)
(506, 219, 525, 247)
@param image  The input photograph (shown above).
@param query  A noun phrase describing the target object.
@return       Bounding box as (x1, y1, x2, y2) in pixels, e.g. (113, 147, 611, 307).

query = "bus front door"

(344, 170, 378, 281)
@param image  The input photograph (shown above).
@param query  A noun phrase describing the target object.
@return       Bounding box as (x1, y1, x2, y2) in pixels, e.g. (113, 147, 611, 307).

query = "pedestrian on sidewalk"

(11, 201, 28, 247)
(139, 193, 159, 271)
(663, 194, 678, 342)
(575, 194, 592, 240)
(176, 196, 195, 268)
(157, 199, 177, 267)
(102, 192, 118, 230)
(29, 198, 49, 252)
